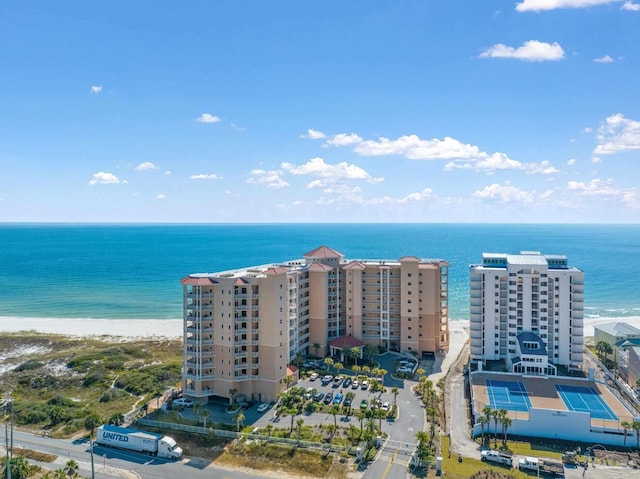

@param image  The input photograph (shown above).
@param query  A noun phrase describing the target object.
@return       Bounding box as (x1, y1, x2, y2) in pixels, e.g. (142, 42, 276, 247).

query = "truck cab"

(158, 436, 183, 460)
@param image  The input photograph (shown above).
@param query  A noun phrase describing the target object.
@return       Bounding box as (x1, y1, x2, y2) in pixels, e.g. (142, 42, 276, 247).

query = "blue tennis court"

(486, 380, 532, 412)
(556, 385, 617, 420)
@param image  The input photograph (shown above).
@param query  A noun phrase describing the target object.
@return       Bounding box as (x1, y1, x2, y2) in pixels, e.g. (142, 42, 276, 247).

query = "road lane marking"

(380, 448, 399, 479)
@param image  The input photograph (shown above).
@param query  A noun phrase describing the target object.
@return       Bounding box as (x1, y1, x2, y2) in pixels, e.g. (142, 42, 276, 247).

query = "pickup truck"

(481, 450, 513, 467)
(519, 457, 564, 476)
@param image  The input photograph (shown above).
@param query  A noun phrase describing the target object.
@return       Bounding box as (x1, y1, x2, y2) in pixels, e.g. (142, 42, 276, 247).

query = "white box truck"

(96, 425, 183, 460)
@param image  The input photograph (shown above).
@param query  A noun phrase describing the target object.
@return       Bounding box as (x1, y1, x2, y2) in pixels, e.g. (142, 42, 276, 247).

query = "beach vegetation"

(0, 332, 183, 436)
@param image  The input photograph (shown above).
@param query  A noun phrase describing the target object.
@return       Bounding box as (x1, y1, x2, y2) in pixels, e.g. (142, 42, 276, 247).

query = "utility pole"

(90, 428, 95, 479)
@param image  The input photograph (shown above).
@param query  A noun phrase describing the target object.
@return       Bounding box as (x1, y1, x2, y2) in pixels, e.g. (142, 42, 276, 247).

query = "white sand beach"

(0, 316, 639, 340)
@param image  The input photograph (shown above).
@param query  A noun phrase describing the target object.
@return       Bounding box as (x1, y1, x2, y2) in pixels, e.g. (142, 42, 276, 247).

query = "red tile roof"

(265, 266, 290, 275)
(308, 262, 333, 272)
(180, 276, 217, 285)
(328, 336, 364, 349)
(343, 260, 366, 270)
(286, 365, 298, 375)
(304, 245, 344, 259)
(399, 256, 421, 262)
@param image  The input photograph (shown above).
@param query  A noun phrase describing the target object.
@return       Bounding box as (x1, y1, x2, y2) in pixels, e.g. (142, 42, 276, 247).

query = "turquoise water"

(0, 223, 638, 321)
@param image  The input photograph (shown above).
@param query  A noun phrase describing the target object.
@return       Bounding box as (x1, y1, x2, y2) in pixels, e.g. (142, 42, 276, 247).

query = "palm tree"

(350, 346, 361, 366)
(352, 364, 361, 375)
(265, 423, 274, 439)
(288, 407, 298, 434)
(283, 373, 293, 390)
(313, 342, 321, 356)
(478, 415, 489, 444)
(391, 387, 399, 407)
(331, 404, 341, 429)
(4, 456, 32, 479)
(64, 459, 79, 478)
(234, 411, 245, 433)
(416, 367, 425, 377)
(482, 406, 493, 430)
(53, 470, 67, 479)
(622, 420, 633, 448)
(334, 362, 344, 373)
(375, 408, 386, 429)
(502, 416, 512, 444)
(596, 341, 613, 363)
(362, 365, 371, 377)
(199, 408, 211, 428)
(345, 391, 355, 415)
(415, 430, 430, 466)
(363, 343, 378, 362)
(491, 409, 500, 445)
(296, 418, 305, 442)
(324, 357, 334, 373)
(355, 410, 366, 437)
(229, 388, 238, 406)
(633, 420, 640, 449)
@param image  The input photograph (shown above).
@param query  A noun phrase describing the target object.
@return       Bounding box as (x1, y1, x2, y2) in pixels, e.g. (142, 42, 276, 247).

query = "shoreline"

(2, 316, 640, 340)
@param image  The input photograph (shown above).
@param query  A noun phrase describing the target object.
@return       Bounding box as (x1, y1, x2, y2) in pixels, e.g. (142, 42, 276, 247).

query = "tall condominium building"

(469, 251, 584, 375)
(180, 246, 449, 403)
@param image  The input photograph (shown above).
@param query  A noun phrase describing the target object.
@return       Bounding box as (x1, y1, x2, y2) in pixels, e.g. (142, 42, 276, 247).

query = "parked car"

(360, 399, 368, 410)
(397, 366, 413, 374)
(321, 375, 334, 385)
(333, 393, 344, 405)
(241, 400, 254, 410)
(172, 398, 193, 408)
(361, 381, 369, 390)
(309, 372, 319, 381)
(304, 387, 315, 400)
(257, 403, 269, 413)
(333, 376, 344, 387)
(343, 397, 352, 407)
(313, 392, 325, 402)
(381, 401, 390, 411)
(343, 378, 352, 388)
(324, 392, 334, 405)
(351, 380, 359, 389)
(303, 359, 317, 368)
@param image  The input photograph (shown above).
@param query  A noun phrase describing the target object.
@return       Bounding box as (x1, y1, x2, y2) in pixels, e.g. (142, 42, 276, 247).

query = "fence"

(136, 418, 366, 457)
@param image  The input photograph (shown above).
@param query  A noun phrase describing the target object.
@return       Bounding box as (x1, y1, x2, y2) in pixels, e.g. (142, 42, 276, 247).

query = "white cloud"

(584, 127, 593, 134)
(592, 157, 603, 163)
(479, 40, 565, 62)
(281, 157, 383, 190)
(135, 161, 157, 171)
(524, 160, 561, 175)
(157, 194, 166, 200)
(594, 55, 614, 63)
(566, 178, 639, 207)
(88, 172, 124, 185)
(325, 133, 363, 147)
(196, 113, 221, 123)
(190, 173, 222, 180)
(90, 86, 102, 93)
(567, 159, 576, 166)
(594, 113, 640, 154)
(247, 169, 289, 189)
(354, 135, 481, 159)
(473, 183, 534, 203)
(622, 1, 640, 9)
(230, 123, 246, 131)
(300, 128, 326, 139)
(445, 153, 559, 175)
(516, 0, 623, 12)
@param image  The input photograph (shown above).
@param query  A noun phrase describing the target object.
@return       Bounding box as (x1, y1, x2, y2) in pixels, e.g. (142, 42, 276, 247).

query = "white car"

(257, 403, 269, 413)
(381, 401, 390, 411)
(172, 398, 194, 408)
(309, 372, 319, 381)
(397, 366, 413, 374)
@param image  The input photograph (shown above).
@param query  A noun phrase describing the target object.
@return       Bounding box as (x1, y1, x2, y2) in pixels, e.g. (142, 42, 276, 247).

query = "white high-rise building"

(469, 251, 584, 375)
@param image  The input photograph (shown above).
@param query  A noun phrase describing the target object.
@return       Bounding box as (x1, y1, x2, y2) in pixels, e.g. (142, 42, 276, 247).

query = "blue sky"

(1, 0, 639, 223)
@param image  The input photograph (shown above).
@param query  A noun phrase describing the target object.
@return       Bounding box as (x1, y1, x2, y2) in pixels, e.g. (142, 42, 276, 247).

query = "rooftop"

(596, 322, 640, 338)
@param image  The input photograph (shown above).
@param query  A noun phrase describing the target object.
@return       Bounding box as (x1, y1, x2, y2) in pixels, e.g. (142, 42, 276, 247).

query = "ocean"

(0, 223, 638, 322)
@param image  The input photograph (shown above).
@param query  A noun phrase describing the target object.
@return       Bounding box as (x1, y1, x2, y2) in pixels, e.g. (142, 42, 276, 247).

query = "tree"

(83, 413, 101, 435)
(229, 388, 238, 406)
(502, 416, 512, 444)
(345, 391, 355, 415)
(352, 365, 361, 375)
(355, 410, 366, 437)
(283, 374, 293, 390)
(64, 460, 79, 478)
(622, 420, 633, 448)
(265, 423, 274, 439)
(3, 456, 32, 479)
(331, 404, 341, 429)
(296, 418, 305, 442)
(416, 368, 425, 377)
(391, 387, 399, 407)
(349, 346, 361, 366)
(415, 431, 430, 466)
(362, 365, 371, 378)
(199, 408, 211, 428)
(490, 409, 500, 445)
(482, 406, 493, 431)
(334, 362, 344, 373)
(496, 409, 507, 447)
(633, 420, 640, 449)
(478, 415, 489, 444)
(313, 342, 321, 356)
(596, 341, 613, 363)
(324, 357, 334, 372)
(374, 408, 386, 429)
(363, 343, 378, 362)
(233, 411, 245, 433)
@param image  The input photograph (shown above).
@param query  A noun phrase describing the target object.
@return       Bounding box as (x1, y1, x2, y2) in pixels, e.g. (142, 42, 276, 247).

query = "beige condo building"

(180, 246, 449, 403)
